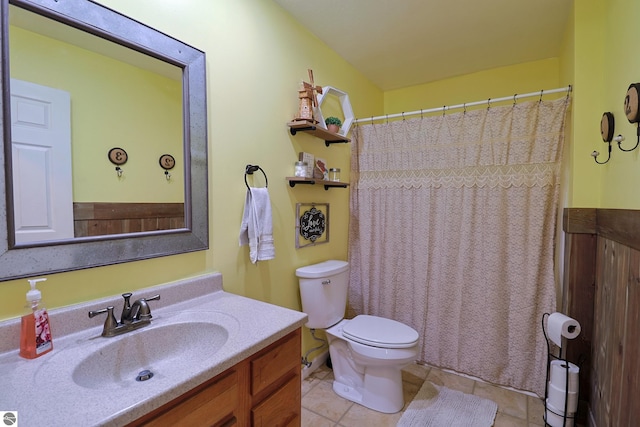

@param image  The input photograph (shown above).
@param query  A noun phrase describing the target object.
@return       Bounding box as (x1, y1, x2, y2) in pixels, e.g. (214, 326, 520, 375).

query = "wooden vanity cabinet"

(249, 328, 301, 426)
(128, 328, 301, 427)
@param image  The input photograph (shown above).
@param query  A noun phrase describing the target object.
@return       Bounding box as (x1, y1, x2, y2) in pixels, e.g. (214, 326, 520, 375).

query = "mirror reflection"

(9, 5, 184, 245)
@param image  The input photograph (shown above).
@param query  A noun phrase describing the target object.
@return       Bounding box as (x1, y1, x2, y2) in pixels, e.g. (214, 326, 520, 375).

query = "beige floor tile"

(303, 380, 354, 422)
(401, 378, 424, 409)
(474, 382, 527, 420)
(338, 402, 402, 427)
(401, 362, 430, 386)
(426, 367, 476, 394)
(302, 375, 323, 396)
(493, 411, 528, 426)
(301, 362, 542, 427)
(302, 366, 333, 396)
(301, 407, 336, 427)
(527, 394, 545, 425)
(312, 364, 332, 379)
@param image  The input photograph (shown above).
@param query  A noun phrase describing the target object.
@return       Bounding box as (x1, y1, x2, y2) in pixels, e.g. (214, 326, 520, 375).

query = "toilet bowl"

(325, 315, 418, 413)
(296, 260, 419, 413)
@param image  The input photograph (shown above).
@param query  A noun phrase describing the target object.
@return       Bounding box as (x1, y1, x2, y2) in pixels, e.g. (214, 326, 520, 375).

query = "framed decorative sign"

(296, 203, 329, 248)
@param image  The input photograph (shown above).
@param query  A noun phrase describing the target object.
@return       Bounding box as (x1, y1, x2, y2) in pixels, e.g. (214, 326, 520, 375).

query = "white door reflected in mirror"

(11, 79, 74, 245)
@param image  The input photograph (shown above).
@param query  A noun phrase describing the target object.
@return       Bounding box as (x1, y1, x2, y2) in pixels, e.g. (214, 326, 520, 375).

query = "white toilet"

(296, 260, 419, 413)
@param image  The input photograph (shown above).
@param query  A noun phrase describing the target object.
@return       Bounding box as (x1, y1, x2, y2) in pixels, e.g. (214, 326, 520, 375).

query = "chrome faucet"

(89, 293, 160, 337)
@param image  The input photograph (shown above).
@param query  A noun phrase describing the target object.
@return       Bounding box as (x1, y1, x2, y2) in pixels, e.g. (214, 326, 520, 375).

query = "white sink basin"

(72, 320, 229, 389)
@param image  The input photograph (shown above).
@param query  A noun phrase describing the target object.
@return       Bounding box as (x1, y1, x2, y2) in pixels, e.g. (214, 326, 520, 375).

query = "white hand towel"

(239, 187, 275, 263)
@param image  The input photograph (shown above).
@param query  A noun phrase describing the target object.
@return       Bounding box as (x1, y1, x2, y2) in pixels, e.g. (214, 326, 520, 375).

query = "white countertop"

(0, 273, 307, 426)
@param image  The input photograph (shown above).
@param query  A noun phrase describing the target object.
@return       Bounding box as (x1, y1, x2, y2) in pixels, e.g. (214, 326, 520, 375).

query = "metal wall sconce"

(159, 154, 175, 180)
(593, 84, 640, 165)
(108, 147, 128, 177)
(592, 111, 632, 164)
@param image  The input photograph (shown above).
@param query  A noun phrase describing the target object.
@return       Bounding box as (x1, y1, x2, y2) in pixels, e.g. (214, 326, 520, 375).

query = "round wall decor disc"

(625, 84, 640, 123)
(601, 112, 615, 142)
(108, 147, 128, 165)
(159, 154, 176, 170)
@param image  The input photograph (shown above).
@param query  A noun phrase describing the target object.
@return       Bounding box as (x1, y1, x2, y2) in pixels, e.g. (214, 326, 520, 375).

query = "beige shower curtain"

(348, 97, 569, 396)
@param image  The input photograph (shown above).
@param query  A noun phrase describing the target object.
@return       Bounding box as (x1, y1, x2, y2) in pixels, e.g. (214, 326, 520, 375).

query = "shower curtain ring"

(463, 103, 466, 114)
(539, 90, 544, 102)
(442, 106, 446, 116)
(402, 112, 405, 121)
(386, 114, 389, 124)
(487, 98, 491, 109)
(420, 109, 424, 119)
(513, 94, 517, 105)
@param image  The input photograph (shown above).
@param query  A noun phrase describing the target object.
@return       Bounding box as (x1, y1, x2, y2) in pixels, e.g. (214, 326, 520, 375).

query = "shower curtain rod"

(354, 85, 572, 124)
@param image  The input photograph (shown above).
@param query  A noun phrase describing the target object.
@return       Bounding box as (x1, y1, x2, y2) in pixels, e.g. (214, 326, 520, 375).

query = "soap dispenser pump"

(19, 278, 53, 359)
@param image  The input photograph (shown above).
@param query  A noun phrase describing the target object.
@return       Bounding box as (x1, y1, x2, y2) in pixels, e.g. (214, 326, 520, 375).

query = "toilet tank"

(296, 260, 349, 329)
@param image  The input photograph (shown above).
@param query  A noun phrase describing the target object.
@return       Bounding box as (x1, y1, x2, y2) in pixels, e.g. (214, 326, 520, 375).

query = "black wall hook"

(617, 127, 640, 152)
(592, 142, 612, 164)
(244, 164, 268, 190)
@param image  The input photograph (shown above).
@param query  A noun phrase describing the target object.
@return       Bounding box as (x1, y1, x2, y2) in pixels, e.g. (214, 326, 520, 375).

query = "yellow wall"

(562, 0, 640, 209)
(568, 0, 606, 208)
(558, 1, 575, 208)
(597, 0, 640, 207)
(10, 25, 184, 203)
(384, 58, 561, 116)
(0, 0, 383, 363)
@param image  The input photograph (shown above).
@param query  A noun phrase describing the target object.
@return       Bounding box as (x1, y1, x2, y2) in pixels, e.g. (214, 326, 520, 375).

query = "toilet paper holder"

(541, 312, 583, 427)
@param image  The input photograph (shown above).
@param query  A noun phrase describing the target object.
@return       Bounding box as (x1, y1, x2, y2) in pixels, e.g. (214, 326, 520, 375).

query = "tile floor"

(301, 361, 548, 427)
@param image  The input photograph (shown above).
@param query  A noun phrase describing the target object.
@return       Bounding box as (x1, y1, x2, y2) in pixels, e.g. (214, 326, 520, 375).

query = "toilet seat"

(342, 315, 419, 349)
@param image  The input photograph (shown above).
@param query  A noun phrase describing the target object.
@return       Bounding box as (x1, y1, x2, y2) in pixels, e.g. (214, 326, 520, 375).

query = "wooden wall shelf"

(286, 177, 349, 190)
(287, 120, 350, 146)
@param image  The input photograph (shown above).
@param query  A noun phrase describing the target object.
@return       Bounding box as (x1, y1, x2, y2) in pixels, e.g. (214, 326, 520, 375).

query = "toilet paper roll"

(545, 399, 575, 427)
(548, 381, 578, 413)
(550, 360, 579, 392)
(547, 312, 581, 347)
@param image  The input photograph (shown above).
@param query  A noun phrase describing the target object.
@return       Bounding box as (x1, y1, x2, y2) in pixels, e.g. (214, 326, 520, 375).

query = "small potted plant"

(325, 116, 342, 134)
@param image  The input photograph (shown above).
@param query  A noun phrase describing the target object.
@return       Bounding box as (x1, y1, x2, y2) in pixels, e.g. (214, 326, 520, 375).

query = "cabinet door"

(251, 374, 300, 427)
(250, 332, 300, 396)
(135, 369, 239, 427)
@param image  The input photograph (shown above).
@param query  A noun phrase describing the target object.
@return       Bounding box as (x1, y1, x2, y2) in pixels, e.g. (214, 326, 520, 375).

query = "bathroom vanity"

(130, 328, 301, 426)
(0, 274, 307, 426)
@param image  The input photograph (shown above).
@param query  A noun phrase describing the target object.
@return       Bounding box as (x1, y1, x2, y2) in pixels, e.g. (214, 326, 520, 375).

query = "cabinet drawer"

(251, 374, 301, 427)
(137, 369, 239, 427)
(251, 332, 300, 396)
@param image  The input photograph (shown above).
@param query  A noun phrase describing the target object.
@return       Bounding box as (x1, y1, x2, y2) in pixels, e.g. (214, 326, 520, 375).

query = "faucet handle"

(88, 306, 114, 318)
(88, 306, 118, 337)
(145, 294, 160, 303)
(120, 293, 133, 323)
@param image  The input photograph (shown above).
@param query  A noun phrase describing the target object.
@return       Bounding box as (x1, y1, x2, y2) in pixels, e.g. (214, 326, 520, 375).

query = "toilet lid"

(342, 315, 419, 349)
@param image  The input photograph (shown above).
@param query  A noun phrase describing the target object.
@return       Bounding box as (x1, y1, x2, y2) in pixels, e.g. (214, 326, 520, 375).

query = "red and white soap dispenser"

(19, 278, 53, 359)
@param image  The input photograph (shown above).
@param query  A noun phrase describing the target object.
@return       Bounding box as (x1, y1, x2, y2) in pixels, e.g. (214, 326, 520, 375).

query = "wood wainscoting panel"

(563, 207, 596, 234)
(592, 238, 629, 427)
(73, 202, 184, 237)
(562, 232, 595, 420)
(564, 208, 640, 426)
(596, 209, 640, 252)
(620, 249, 640, 427)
